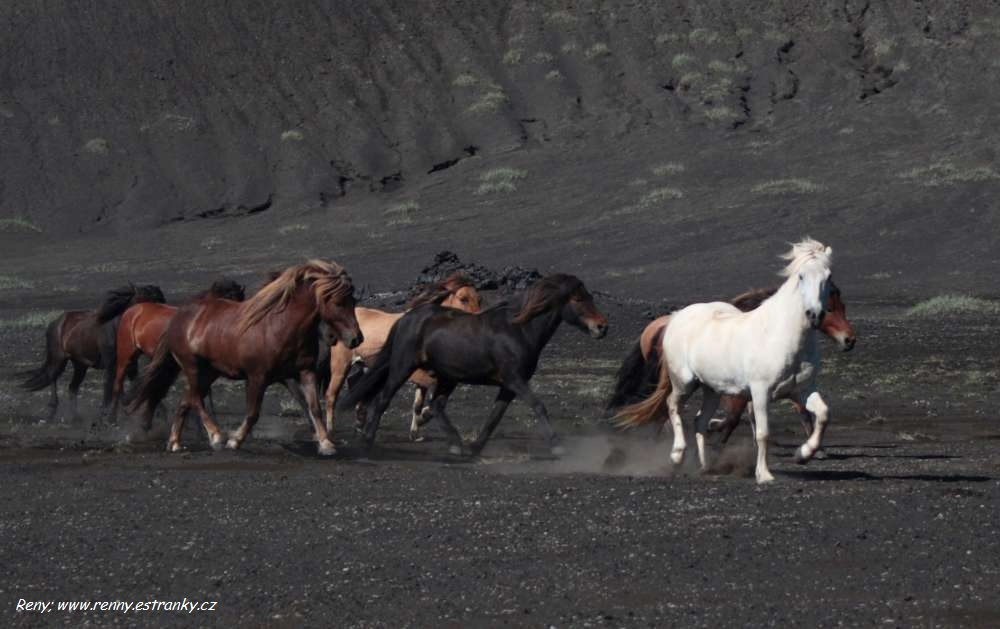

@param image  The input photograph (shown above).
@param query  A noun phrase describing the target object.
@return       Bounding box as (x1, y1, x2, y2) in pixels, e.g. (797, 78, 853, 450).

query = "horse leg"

(693, 389, 721, 471)
(665, 381, 695, 465)
(67, 360, 87, 424)
(109, 348, 138, 424)
(790, 398, 825, 459)
(283, 378, 309, 418)
(324, 347, 352, 435)
(795, 390, 829, 464)
(409, 385, 429, 442)
(749, 384, 775, 483)
(468, 388, 516, 455)
(504, 377, 563, 456)
(47, 358, 68, 419)
(425, 382, 464, 455)
(299, 370, 336, 456)
(361, 368, 414, 450)
(167, 399, 192, 452)
(227, 376, 266, 450)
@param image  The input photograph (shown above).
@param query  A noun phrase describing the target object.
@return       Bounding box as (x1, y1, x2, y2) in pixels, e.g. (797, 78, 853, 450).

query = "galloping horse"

(608, 280, 855, 458)
(108, 278, 246, 424)
(321, 273, 482, 441)
(342, 274, 608, 456)
(19, 284, 165, 421)
(128, 260, 362, 455)
(615, 239, 834, 483)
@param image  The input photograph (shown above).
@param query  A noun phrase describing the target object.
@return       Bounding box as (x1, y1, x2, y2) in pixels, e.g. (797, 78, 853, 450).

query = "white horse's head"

(781, 238, 833, 328)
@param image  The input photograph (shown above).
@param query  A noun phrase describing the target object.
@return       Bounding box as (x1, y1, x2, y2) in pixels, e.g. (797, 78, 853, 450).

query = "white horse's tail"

(614, 352, 672, 429)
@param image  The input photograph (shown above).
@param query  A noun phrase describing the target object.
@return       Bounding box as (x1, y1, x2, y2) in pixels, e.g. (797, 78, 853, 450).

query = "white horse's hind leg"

(749, 384, 774, 483)
(694, 389, 721, 470)
(796, 391, 829, 464)
(665, 384, 691, 465)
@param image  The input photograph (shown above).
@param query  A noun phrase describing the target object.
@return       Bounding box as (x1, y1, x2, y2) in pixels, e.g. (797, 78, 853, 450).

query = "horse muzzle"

(840, 335, 856, 352)
(588, 322, 609, 339)
(343, 332, 364, 349)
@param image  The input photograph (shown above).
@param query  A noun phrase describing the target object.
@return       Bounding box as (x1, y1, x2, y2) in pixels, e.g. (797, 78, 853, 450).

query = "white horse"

(616, 238, 833, 483)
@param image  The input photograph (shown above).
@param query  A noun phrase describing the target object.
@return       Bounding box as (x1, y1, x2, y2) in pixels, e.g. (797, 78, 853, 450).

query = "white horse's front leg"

(749, 384, 774, 483)
(796, 390, 829, 464)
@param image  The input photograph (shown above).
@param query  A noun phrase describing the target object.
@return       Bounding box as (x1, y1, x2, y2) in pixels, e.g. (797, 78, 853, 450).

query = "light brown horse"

(108, 279, 246, 424)
(19, 284, 165, 421)
(128, 260, 362, 455)
(612, 279, 856, 457)
(323, 273, 482, 441)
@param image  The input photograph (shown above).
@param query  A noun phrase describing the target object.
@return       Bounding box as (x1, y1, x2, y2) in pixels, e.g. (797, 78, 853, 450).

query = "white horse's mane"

(779, 237, 832, 277)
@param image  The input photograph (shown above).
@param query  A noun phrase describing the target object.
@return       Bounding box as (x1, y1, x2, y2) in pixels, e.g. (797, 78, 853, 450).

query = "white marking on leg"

(797, 391, 829, 464)
(751, 385, 774, 483)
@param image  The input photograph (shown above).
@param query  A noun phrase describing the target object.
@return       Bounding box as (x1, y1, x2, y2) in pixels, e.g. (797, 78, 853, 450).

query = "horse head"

(819, 279, 856, 351)
(513, 274, 608, 338)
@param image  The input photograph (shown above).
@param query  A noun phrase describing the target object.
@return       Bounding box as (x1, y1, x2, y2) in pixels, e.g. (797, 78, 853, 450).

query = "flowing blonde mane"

(779, 237, 832, 277)
(237, 260, 352, 333)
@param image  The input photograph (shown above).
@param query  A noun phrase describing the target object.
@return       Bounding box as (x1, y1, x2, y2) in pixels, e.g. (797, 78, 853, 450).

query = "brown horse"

(19, 284, 165, 421)
(322, 273, 482, 441)
(611, 279, 856, 456)
(108, 279, 246, 424)
(128, 260, 362, 455)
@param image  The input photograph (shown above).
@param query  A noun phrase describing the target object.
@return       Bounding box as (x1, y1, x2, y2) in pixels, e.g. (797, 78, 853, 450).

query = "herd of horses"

(18, 238, 852, 483)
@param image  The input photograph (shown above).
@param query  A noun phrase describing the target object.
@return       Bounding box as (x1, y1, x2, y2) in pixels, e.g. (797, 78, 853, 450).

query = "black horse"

(19, 283, 166, 421)
(341, 274, 609, 456)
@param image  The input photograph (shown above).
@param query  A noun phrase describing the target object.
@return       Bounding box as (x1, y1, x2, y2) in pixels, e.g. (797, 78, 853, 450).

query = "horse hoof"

(550, 444, 567, 457)
(448, 444, 463, 456)
(813, 448, 828, 460)
(756, 472, 776, 484)
(167, 442, 183, 453)
(670, 449, 684, 465)
(795, 445, 814, 464)
(224, 438, 239, 451)
(707, 418, 726, 432)
(317, 440, 337, 457)
(409, 431, 426, 443)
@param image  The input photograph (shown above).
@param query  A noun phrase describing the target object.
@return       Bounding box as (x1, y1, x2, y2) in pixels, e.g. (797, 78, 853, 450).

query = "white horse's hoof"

(756, 472, 776, 484)
(317, 440, 337, 457)
(224, 438, 240, 450)
(448, 445, 463, 456)
(795, 445, 814, 464)
(167, 441, 183, 453)
(670, 449, 684, 465)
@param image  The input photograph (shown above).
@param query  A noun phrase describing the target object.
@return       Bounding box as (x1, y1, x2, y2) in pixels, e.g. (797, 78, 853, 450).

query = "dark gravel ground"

(2, 297, 999, 628)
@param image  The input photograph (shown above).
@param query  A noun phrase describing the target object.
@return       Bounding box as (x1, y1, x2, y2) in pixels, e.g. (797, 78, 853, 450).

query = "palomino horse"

(19, 284, 165, 421)
(342, 274, 608, 456)
(608, 281, 856, 458)
(615, 238, 834, 483)
(322, 273, 482, 441)
(108, 278, 246, 425)
(128, 260, 362, 455)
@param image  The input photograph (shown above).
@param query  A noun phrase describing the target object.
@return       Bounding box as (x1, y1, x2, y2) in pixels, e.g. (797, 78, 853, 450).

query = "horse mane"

(192, 278, 246, 302)
(511, 274, 582, 324)
(237, 260, 352, 333)
(407, 273, 475, 309)
(95, 284, 165, 323)
(779, 237, 832, 277)
(729, 287, 777, 312)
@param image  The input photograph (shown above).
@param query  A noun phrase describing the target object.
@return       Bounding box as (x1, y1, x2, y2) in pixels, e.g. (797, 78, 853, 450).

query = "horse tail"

(613, 351, 672, 430)
(337, 323, 401, 411)
(127, 334, 180, 415)
(18, 316, 66, 391)
(605, 341, 658, 413)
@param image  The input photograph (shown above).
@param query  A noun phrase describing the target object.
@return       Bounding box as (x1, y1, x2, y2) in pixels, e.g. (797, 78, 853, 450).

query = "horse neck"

(515, 305, 564, 350)
(260, 289, 320, 344)
(749, 277, 809, 351)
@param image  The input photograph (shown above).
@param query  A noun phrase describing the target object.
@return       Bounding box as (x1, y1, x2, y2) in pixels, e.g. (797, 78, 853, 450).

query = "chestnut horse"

(607, 279, 855, 459)
(19, 284, 165, 421)
(342, 274, 608, 456)
(108, 278, 246, 424)
(322, 273, 482, 441)
(128, 260, 362, 455)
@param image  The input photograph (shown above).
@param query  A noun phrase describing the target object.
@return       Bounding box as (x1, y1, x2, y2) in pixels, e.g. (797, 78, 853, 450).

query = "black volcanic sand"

(2, 284, 999, 627)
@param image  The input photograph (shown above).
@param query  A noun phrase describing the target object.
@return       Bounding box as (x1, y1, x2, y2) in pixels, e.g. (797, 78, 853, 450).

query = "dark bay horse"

(128, 260, 362, 455)
(610, 278, 856, 458)
(321, 273, 482, 441)
(342, 274, 608, 456)
(109, 278, 246, 423)
(19, 284, 165, 421)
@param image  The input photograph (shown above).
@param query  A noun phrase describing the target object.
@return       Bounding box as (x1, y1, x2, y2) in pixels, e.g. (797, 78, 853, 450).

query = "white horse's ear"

(825, 246, 832, 255)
